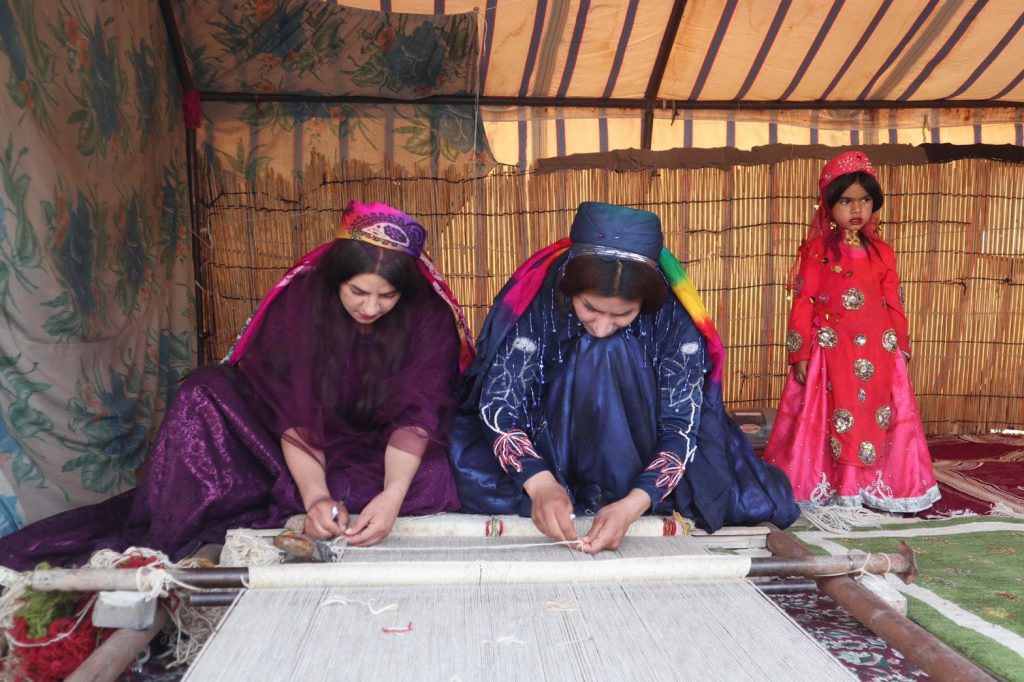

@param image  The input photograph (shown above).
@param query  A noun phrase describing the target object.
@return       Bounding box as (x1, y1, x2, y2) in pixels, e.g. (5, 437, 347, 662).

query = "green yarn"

(18, 563, 83, 639)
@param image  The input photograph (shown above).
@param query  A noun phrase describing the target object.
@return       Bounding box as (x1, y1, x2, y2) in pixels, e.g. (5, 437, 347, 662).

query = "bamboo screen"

(195, 152, 1024, 435)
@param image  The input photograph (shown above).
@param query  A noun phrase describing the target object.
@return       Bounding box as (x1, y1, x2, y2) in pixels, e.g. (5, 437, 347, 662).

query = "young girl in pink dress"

(763, 151, 939, 513)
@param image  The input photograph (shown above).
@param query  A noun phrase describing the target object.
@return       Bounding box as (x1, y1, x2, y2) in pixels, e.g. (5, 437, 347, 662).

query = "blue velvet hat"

(568, 201, 663, 263)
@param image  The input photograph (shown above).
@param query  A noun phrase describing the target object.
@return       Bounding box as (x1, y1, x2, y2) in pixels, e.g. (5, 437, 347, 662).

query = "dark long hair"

(319, 239, 425, 427)
(824, 171, 886, 261)
(558, 254, 667, 315)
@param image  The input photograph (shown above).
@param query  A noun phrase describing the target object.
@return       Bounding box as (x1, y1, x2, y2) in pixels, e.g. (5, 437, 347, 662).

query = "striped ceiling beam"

(945, 11, 1024, 99)
(779, 0, 844, 101)
(818, 0, 892, 100)
(641, 0, 688, 148)
(198, 90, 1024, 111)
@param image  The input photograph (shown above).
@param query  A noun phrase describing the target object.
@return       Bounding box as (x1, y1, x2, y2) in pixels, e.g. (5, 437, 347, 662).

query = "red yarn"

(118, 553, 161, 569)
(3, 553, 168, 681)
(183, 89, 202, 129)
(6, 597, 109, 682)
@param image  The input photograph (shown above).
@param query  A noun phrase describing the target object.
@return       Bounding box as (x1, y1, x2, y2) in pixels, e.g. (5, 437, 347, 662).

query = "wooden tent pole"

(158, 0, 209, 364)
(763, 524, 994, 682)
(641, 0, 688, 149)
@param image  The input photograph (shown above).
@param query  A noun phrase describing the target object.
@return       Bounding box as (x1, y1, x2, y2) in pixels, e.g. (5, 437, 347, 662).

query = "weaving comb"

(272, 529, 337, 563)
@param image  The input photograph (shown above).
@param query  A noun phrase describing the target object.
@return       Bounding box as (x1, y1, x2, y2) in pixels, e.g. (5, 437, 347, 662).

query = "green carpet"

(793, 516, 1024, 681)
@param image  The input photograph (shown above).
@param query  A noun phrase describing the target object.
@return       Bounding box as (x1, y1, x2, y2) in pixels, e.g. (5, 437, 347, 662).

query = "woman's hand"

(578, 489, 650, 554)
(523, 471, 577, 542)
(344, 488, 403, 546)
(303, 497, 347, 539)
(792, 360, 809, 385)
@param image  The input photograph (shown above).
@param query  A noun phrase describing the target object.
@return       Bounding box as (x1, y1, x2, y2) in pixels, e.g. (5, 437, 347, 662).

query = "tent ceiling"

(162, 1, 1024, 166)
(173, 0, 1024, 107)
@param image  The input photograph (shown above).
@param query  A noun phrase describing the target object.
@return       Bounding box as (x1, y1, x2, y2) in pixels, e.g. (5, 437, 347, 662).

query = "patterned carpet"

(769, 588, 929, 681)
(923, 434, 1024, 517)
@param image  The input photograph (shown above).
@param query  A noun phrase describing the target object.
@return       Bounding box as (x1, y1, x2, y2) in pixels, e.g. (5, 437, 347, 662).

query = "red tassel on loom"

(183, 89, 203, 129)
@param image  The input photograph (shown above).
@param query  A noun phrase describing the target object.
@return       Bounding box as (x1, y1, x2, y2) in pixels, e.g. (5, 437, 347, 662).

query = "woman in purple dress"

(0, 202, 473, 568)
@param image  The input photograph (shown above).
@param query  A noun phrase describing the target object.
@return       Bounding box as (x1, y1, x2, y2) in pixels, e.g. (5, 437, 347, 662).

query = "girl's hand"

(345, 489, 403, 546)
(523, 471, 577, 542)
(792, 360, 809, 385)
(578, 489, 650, 554)
(303, 498, 347, 539)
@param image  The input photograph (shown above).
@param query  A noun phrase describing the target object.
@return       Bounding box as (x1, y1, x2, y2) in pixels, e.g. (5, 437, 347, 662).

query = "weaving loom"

(183, 516, 855, 681)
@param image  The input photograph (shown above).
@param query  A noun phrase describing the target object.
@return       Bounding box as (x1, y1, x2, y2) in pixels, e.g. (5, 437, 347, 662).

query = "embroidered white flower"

(680, 342, 700, 355)
(511, 336, 537, 353)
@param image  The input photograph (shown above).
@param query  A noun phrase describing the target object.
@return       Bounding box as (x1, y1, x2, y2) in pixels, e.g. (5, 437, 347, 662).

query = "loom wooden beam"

(29, 548, 917, 593)
(157, 0, 209, 364)
(747, 540, 917, 583)
(762, 523, 995, 682)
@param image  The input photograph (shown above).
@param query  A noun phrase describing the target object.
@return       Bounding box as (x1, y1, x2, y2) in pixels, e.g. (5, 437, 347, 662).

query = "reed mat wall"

(195, 147, 1024, 434)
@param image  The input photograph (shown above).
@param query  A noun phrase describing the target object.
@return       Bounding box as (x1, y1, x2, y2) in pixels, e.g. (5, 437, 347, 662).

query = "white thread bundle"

(245, 554, 754, 589)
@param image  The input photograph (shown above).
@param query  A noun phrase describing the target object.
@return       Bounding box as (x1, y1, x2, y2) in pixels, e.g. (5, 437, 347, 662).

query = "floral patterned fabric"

(174, 0, 478, 98)
(0, 0, 194, 531)
(200, 100, 492, 183)
(177, 0, 492, 177)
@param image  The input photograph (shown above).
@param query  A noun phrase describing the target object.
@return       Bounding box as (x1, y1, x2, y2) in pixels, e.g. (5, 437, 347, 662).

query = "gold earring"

(829, 221, 837, 231)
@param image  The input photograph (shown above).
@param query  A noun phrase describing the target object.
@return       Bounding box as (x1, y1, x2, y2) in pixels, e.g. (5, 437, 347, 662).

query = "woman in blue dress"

(449, 201, 798, 553)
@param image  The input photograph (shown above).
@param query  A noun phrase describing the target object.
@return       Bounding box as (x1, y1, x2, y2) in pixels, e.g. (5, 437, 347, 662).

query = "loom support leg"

(67, 543, 224, 682)
(762, 523, 995, 682)
(66, 606, 169, 682)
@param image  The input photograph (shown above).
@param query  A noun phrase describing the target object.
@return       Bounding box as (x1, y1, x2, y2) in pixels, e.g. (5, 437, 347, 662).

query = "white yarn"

(319, 596, 397, 615)
(990, 501, 1024, 519)
(924, 508, 979, 520)
(0, 566, 23, 589)
(220, 530, 285, 567)
(543, 598, 580, 612)
(221, 529, 349, 567)
(0, 580, 27, 632)
(160, 604, 221, 669)
(246, 554, 754, 589)
(345, 539, 582, 553)
(481, 635, 525, 645)
(799, 503, 891, 534)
